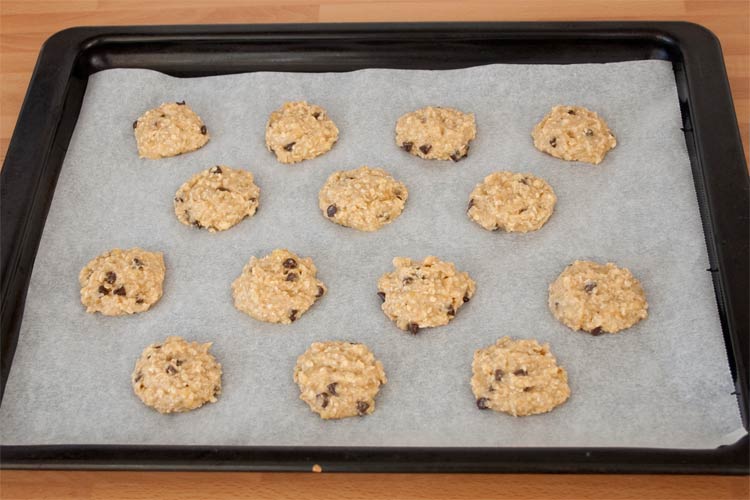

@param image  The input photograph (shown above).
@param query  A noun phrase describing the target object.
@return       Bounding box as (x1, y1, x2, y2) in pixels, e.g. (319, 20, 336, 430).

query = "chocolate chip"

(584, 128, 594, 136)
(166, 365, 177, 375)
(210, 165, 222, 174)
(283, 142, 296, 152)
(200, 125, 207, 135)
(513, 369, 527, 376)
(356, 401, 369, 415)
(549, 137, 557, 148)
(289, 309, 298, 322)
(316, 286, 325, 298)
(283, 258, 298, 269)
(134, 372, 143, 383)
(407, 323, 419, 335)
(192, 221, 204, 229)
(326, 204, 337, 217)
(132, 120, 138, 129)
(523, 386, 534, 392)
(176, 100, 185, 105)
(133, 258, 143, 267)
(154, 345, 161, 349)
(135, 297, 144, 304)
(113, 286, 126, 296)
(401, 141, 413, 152)
(317, 392, 330, 408)
(463, 294, 471, 303)
(567, 109, 576, 115)
(494, 369, 504, 381)
(477, 397, 490, 410)
(175, 359, 183, 366)
(105, 271, 116, 284)
(520, 177, 529, 185)
(446, 305, 455, 317)
(312, 112, 321, 119)
(327, 382, 338, 396)
(213, 386, 220, 397)
(98, 285, 109, 295)
(468, 198, 475, 211)
(590, 326, 603, 336)
(377, 291, 386, 302)
(450, 150, 464, 162)
(285, 272, 298, 282)
(584, 282, 597, 293)
(217, 187, 230, 192)
(419, 144, 432, 155)
(488, 385, 495, 392)
(174, 196, 184, 203)
(402, 276, 413, 285)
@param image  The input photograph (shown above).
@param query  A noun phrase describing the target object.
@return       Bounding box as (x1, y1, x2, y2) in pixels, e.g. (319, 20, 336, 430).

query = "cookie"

(294, 341, 387, 419)
(468, 172, 557, 232)
(174, 165, 260, 232)
(377, 256, 476, 333)
(395, 106, 477, 161)
(231, 249, 326, 324)
(471, 337, 570, 417)
(532, 105, 616, 164)
(265, 101, 339, 164)
(132, 336, 222, 414)
(548, 260, 648, 334)
(319, 166, 408, 232)
(133, 101, 209, 159)
(79, 248, 165, 316)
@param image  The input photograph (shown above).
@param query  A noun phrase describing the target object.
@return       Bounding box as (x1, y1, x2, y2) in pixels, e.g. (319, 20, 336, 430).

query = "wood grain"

(1, 1, 748, 499)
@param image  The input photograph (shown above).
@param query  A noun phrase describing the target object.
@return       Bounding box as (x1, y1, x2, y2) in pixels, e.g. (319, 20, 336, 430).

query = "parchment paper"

(1, 61, 744, 449)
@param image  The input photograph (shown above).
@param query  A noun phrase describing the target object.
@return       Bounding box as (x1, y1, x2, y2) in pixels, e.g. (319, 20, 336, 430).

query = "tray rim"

(1, 21, 747, 474)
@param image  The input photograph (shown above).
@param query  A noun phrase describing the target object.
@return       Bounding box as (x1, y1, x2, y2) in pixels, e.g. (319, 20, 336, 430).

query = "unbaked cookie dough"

(395, 106, 477, 161)
(532, 105, 616, 164)
(231, 249, 326, 324)
(377, 256, 476, 333)
(468, 172, 557, 232)
(471, 337, 570, 417)
(133, 101, 209, 159)
(79, 248, 165, 316)
(174, 165, 260, 232)
(132, 336, 222, 414)
(294, 341, 387, 419)
(319, 166, 408, 232)
(548, 260, 648, 335)
(265, 101, 339, 164)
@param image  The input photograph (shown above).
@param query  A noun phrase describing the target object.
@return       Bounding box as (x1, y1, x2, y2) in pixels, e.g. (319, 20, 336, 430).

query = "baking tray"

(0, 22, 747, 474)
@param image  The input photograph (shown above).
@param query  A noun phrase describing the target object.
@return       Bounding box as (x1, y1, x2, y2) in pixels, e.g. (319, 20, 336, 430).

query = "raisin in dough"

(532, 105, 616, 164)
(548, 260, 648, 335)
(377, 256, 476, 333)
(472, 337, 570, 417)
(265, 101, 339, 164)
(294, 341, 387, 419)
(79, 248, 165, 316)
(132, 336, 222, 414)
(319, 166, 408, 232)
(231, 249, 326, 324)
(468, 172, 557, 232)
(174, 165, 260, 232)
(133, 101, 209, 159)
(395, 106, 477, 161)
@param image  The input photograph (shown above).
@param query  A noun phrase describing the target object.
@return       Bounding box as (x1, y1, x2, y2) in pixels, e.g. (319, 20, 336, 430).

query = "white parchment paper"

(0, 61, 744, 449)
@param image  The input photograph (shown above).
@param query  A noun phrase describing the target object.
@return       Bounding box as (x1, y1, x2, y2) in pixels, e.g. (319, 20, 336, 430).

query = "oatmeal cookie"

(395, 106, 476, 161)
(377, 256, 476, 333)
(79, 248, 165, 316)
(231, 249, 326, 324)
(319, 166, 408, 231)
(472, 337, 570, 417)
(265, 101, 339, 163)
(132, 336, 222, 414)
(133, 101, 209, 159)
(548, 260, 648, 334)
(532, 105, 616, 164)
(294, 341, 387, 419)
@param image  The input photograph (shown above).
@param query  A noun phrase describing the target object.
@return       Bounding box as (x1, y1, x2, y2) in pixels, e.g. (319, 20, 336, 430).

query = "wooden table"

(1, 1, 748, 499)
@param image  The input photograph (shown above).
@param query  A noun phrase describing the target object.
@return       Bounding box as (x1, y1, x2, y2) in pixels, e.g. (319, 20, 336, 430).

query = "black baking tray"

(1, 22, 748, 474)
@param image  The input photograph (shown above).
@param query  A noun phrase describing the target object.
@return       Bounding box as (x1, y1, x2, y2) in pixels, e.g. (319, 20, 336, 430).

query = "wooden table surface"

(1, 1, 748, 499)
